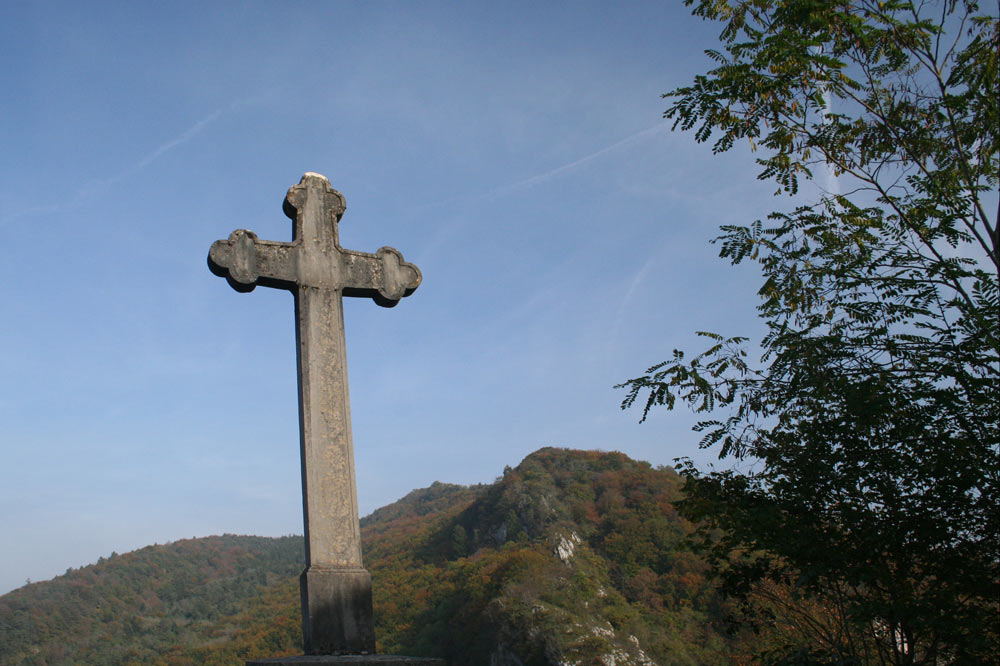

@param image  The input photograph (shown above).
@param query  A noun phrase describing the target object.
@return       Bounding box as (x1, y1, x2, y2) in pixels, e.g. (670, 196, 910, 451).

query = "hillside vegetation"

(1, 448, 743, 665)
(0, 535, 303, 665)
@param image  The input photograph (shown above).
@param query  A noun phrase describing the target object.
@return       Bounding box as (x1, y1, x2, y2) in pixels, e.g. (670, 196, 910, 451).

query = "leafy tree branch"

(621, 1, 998, 664)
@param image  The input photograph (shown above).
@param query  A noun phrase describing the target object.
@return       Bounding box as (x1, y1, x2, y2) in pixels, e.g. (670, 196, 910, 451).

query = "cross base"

(301, 568, 375, 655)
(247, 657, 445, 665)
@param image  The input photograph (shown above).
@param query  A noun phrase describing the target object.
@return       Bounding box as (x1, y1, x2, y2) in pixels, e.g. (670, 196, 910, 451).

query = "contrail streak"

(133, 109, 225, 172)
(1, 103, 236, 227)
(496, 123, 669, 195)
(413, 122, 670, 263)
(87, 106, 227, 190)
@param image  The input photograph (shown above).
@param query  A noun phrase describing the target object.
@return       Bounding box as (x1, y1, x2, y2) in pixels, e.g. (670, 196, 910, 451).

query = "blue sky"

(0, 1, 784, 594)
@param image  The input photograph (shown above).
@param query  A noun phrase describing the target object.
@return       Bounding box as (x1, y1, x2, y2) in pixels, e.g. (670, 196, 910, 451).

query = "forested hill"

(0, 534, 304, 665)
(1, 448, 740, 665)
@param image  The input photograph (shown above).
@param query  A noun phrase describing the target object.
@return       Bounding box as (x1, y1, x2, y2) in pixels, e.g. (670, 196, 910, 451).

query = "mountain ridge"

(1, 448, 738, 665)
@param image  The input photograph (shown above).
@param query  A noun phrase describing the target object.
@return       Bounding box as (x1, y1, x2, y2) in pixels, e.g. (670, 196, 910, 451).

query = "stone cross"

(208, 173, 421, 656)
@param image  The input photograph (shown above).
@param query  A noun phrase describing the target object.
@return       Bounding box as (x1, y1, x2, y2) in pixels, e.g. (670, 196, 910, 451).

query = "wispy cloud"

(607, 251, 659, 349)
(818, 87, 841, 197)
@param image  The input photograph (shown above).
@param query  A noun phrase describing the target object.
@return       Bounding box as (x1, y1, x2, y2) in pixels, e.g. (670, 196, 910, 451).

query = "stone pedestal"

(247, 656, 445, 665)
(300, 568, 375, 655)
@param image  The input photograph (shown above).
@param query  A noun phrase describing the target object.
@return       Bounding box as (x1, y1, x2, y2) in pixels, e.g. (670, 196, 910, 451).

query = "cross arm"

(342, 246, 422, 308)
(208, 229, 298, 292)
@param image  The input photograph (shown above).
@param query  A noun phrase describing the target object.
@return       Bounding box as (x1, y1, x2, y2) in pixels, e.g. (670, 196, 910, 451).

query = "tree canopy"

(620, 1, 998, 664)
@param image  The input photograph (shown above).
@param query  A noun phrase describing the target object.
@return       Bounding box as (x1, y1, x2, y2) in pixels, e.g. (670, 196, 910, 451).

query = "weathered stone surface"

(247, 657, 444, 665)
(208, 173, 421, 656)
(300, 568, 374, 655)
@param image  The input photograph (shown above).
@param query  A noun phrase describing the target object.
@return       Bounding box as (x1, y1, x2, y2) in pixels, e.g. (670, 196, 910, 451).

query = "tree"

(619, 1, 998, 664)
